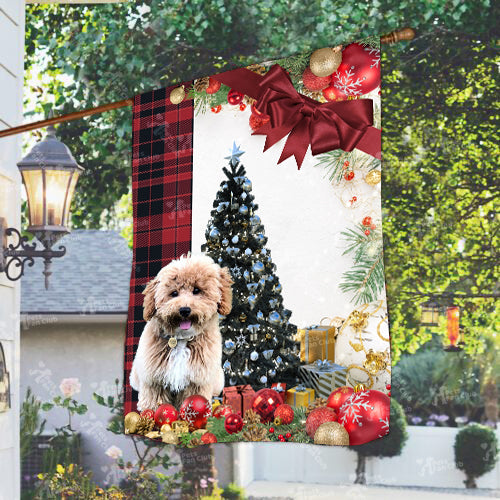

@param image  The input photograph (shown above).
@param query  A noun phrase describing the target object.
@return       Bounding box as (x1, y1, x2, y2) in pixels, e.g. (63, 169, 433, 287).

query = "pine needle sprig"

(357, 35, 381, 49)
(274, 50, 312, 85)
(339, 223, 385, 305)
(188, 83, 231, 115)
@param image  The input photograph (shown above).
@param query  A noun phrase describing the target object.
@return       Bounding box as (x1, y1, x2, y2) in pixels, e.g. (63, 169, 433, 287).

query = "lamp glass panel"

(44, 169, 72, 226)
(21, 169, 44, 227)
(62, 171, 80, 226)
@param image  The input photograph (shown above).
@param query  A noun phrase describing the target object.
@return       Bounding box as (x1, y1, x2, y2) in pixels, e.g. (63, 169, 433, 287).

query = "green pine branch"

(274, 50, 312, 85)
(357, 35, 381, 49)
(340, 224, 385, 305)
(188, 83, 231, 115)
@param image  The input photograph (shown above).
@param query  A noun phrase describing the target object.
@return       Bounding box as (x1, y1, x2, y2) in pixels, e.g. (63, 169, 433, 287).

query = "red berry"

(364, 229, 370, 236)
(362, 216, 373, 227)
(371, 224, 377, 230)
(344, 171, 355, 181)
(386, 384, 391, 390)
(285, 432, 292, 439)
(239, 103, 247, 111)
(344, 161, 350, 167)
(211, 105, 222, 113)
(387, 392, 391, 397)
(352, 196, 357, 202)
(278, 434, 284, 440)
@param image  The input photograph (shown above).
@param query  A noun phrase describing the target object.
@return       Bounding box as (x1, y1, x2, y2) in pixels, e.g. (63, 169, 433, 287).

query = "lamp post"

(0, 126, 83, 289)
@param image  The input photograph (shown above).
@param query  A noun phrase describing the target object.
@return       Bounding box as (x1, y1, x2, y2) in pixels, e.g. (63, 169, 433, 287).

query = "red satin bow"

(252, 65, 374, 168)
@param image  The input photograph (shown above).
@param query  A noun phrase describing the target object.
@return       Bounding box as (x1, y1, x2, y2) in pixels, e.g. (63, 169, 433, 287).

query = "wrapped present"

(222, 385, 255, 415)
(271, 382, 287, 395)
(285, 384, 315, 407)
(297, 317, 338, 363)
(299, 360, 347, 399)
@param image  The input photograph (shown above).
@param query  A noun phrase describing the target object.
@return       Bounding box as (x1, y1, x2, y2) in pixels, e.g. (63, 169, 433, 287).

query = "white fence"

(234, 426, 500, 489)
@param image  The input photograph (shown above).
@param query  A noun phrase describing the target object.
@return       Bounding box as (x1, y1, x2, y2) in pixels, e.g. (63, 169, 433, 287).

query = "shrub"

(454, 423, 498, 488)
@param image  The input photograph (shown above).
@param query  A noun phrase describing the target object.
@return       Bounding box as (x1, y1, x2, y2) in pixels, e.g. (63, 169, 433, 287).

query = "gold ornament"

(363, 349, 388, 375)
(168, 337, 178, 349)
(353, 383, 366, 393)
(145, 431, 161, 439)
(212, 400, 221, 412)
(244, 409, 262, 425)
(266, 333, 272, 340)
(242, 424, 270, 442)
(124, 411, 140, 434)
(349, 310, 369, 332)
(171, 420, 190, 435)
(239, 313, 247, 323)
(161, 430, 179, 445)
(244, 95, 257, 106)
(365, 170, 381, 186)
(305, 398, 328, 417)
(194, 76, 209, 92)
(314, 422, 350, 446)
(160, 423, 172, 434)
(170, 85, 185, 105)
(309, 46, 343, 77)
(135, 415, 155, 435)
(273, 416, 283, 426)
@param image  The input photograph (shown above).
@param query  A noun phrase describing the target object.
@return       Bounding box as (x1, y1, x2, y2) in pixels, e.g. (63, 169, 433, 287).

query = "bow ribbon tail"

(277, 119, 311, 168)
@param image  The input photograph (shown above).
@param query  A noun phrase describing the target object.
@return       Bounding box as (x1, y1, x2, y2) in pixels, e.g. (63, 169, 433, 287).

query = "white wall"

(240, 426, 500, 489)
(0, 1, 25, 498)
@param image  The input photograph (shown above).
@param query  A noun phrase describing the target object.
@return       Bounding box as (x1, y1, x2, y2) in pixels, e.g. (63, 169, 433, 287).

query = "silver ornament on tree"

(250, 351, 259, 361)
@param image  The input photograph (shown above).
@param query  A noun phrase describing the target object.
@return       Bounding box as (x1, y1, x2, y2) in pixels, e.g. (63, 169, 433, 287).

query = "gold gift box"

(296, 320, 338, 363)
(285, 386, 315, 407)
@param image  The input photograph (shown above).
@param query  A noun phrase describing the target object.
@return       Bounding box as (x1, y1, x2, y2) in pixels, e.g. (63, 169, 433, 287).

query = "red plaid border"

(124, 85, 194, 414)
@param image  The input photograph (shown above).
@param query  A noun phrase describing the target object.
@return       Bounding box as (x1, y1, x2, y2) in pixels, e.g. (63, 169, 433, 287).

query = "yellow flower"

(68, 463, 74, 474)
(56, 464, 65, 474)
(37, 473, 44, 480)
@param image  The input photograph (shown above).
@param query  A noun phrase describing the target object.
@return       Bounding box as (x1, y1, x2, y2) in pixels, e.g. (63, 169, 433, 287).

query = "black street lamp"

(0, 126, 83, 289)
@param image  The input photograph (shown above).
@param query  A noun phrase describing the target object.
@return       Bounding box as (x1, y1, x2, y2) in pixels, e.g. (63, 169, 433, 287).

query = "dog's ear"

(217, 267, 233, 316)
(142, 277, 158, 321)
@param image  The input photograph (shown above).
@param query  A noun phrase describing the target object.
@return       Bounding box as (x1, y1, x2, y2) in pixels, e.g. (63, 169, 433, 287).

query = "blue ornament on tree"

(248, 295, 257, 309)
(242, 178, 252, 192)
(209, 228, 220, 239)
(269, 311, 281, 324)
(239, 205, 249, 215)
(232, 235, 239, 244)
(253, 261, 265, 273)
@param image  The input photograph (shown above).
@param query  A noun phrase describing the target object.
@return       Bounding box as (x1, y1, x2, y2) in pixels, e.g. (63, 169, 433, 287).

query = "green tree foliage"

(382, 29, 499, 361)
(454, 423, 498, 488)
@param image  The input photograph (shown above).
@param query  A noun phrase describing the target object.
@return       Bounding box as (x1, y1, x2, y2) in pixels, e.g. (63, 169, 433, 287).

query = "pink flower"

(200, 479, 208, 489)
(59, 378, 81, 398)
(105, 445, 123, 460)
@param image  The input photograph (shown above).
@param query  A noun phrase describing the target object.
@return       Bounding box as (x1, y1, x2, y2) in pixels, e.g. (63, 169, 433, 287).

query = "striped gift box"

(298, 360, 347, 399)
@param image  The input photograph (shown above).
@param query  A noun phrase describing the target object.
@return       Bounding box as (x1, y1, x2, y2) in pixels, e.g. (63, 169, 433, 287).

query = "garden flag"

(123, 38, 391, 447)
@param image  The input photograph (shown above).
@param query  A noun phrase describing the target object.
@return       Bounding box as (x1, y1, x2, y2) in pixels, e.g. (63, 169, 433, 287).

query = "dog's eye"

(193, 287, 201, 295)
(170, 291, 179, 297)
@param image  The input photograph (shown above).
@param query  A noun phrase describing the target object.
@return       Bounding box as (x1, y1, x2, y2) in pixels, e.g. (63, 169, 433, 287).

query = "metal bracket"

(0, 217, 66, 289)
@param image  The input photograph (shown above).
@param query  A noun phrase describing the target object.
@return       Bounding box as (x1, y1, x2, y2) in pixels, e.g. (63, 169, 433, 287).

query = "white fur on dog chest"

(163, 340, 191, 392)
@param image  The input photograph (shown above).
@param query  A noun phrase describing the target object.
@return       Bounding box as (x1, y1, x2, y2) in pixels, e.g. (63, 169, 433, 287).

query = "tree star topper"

(225, 142, 245, 166)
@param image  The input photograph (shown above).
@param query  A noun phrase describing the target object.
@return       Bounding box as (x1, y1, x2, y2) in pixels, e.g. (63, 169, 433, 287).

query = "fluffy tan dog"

(130, 254, 232, 411)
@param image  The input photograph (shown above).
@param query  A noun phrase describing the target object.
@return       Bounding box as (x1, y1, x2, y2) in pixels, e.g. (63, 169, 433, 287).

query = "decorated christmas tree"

(202, 143, 300, 389)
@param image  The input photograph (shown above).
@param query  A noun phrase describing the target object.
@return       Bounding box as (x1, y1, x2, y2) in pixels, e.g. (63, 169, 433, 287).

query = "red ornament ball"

(365, 229, 371, 236)
(327, 386, 354, 412)
(344, 171, 355, 181)
(206, 77, 221, 94)
(249, 113, 270, 132)
(251, 389, 283, 423)
(154, 404, 178, 427)
(274, 403, 294, 425)
(140, 409, 155, 420)
(239, 103, 247, 111)
(338, 389, 390, 446)
(331, 43, 380, 97)
(224, 413, 244, 434)
(213, 404, 233, 420)
(362, 216, 373, 227)
(322, 84, 347, 102)
(179, 395, 212, 430)
(201, 432, 218, 444)
(302, 66, 331, 91)
(211, 105, 222, 114)
(305, 407, 337, 439)
(227, 88, 244, 105)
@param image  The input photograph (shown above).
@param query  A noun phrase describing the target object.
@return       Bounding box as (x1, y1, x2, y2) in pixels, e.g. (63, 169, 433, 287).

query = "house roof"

(21, 230, 132, 314)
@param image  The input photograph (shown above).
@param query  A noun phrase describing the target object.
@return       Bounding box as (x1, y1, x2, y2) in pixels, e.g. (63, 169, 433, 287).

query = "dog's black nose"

(179, 307, 191, 318)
